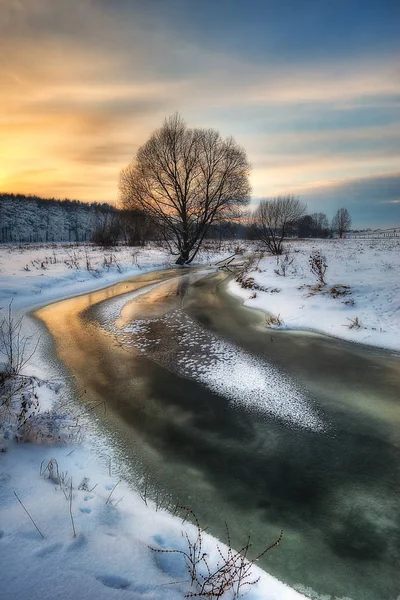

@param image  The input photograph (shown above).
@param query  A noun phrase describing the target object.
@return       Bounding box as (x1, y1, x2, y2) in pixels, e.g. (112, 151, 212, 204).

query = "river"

(34, 267, 400, 600)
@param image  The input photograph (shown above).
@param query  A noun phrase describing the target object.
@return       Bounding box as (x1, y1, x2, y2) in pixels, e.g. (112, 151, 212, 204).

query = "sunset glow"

(1, 0, 399, 226)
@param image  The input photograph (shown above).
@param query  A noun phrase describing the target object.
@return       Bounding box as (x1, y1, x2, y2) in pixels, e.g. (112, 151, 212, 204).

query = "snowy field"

(0, 241, 307, 600)
(229, 238, 400, 352)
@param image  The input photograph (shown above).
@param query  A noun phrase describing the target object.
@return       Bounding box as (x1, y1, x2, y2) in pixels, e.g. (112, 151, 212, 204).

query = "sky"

(0, 0, 399, 228)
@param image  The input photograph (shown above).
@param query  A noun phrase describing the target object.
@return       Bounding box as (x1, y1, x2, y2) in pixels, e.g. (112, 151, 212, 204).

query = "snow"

(0, 242, 238, 313)
(0, 244, 168, 313)
(228, 238, 400, 352)
(0, 440, 304, 600)
(0, 241, 307, 600)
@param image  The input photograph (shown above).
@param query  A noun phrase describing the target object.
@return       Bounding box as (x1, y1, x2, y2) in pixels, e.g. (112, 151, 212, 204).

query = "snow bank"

(228, 238, 400, 352)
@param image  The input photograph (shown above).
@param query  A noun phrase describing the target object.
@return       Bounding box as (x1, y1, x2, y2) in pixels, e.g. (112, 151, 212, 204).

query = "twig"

(69, 479, 77, 538)
(13, 491, 44, 539)
(214, 253, 236, 266)
(105, 480, 120, 505)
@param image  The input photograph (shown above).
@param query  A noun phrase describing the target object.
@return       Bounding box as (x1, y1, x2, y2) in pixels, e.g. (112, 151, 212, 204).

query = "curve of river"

(34, 268, 400, 600)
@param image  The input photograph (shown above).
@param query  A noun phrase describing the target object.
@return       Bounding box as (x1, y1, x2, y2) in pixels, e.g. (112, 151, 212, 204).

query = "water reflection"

(35, 269, 400, 600)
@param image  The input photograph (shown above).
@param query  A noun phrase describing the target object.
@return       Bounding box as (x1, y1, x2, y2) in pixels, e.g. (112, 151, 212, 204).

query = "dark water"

(35, 269, 400, 600)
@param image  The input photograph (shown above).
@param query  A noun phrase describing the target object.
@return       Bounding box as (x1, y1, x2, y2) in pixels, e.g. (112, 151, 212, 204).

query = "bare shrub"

(64, 251, 80, 269)
(327, 284, 351, 298)
(21, 405, 82, 445)
(0, 302, 40, 431)
(102, 253, 122, 273)
(274, 253, 295, 277)
(40, 458, 77, 536)
(235, 255, 268, 291)
(309, 251, 327, 285)
(151, 507, 282, 599)
(84, 246, 94, 272)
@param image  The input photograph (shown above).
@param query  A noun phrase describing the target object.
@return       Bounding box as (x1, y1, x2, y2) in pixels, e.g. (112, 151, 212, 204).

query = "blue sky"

(1, 0, 399, 227)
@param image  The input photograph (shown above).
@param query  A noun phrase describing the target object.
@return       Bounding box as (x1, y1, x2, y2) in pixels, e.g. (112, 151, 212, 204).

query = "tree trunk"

(175, 248, 190, 265)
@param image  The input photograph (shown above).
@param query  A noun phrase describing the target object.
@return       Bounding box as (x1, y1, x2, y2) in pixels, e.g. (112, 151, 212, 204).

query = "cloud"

(0, 0, 399, 207)
(265, 172, 400, 228)
(245, 60, 399, 106)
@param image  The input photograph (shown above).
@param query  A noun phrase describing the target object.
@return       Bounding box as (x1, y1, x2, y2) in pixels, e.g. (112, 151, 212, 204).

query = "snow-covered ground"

(0, 241, 306, 600)
(1, 427, 304, 600)
(0, 242, 235, 314)
(229, 238, 400, 352)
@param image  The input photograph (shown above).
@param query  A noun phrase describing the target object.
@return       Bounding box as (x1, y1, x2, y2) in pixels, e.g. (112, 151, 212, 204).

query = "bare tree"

(310, 212, 329, 237)
(251, 196, 306, 255)
(332, 207, 351, 238)
(119, 114, 251, 264)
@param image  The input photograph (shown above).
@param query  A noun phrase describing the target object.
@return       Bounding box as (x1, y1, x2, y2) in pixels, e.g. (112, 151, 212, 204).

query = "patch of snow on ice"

(99, 305, 325, 432)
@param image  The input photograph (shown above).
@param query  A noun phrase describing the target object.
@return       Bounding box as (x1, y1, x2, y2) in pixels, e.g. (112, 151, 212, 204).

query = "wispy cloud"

(271, 172, 400, 228)
(0, 0, 399, 223)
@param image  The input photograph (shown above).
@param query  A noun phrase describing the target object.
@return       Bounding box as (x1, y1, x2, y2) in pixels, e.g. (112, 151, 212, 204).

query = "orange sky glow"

(1, 0, 399, 225)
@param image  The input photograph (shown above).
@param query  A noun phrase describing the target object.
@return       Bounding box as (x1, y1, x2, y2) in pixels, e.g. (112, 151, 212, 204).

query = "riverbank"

(0, 241, 238, 315)
(0, 245, 307, 600)
(228, 238, 400, 352)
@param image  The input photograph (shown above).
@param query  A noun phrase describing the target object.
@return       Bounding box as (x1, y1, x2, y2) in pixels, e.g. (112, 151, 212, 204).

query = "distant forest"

(0, 193, 246, 245)
(0, 192, 332, 246)
(0, 193, 120, 244)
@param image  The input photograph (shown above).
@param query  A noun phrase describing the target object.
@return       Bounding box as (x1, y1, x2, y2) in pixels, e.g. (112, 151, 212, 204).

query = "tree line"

(0, 193, 155, 246)
(1, 115, 352, 256)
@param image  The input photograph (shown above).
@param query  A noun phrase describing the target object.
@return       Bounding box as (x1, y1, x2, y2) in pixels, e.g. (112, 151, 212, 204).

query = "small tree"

(119, 114, 251, 264)
(332, 207, 351, 238)
(251, 195, 306, 255)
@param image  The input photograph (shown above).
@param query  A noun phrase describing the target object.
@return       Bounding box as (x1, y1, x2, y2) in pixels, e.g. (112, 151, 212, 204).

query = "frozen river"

(35, 267, 400, 600)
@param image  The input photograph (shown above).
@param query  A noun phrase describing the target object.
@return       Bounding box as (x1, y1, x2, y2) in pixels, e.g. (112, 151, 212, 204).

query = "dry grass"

(265, 314, 283, 327)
